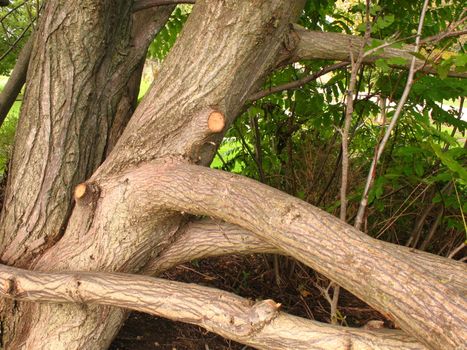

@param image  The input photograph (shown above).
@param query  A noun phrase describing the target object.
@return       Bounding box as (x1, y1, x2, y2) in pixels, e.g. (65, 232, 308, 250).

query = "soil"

(110, 254, 389, 350)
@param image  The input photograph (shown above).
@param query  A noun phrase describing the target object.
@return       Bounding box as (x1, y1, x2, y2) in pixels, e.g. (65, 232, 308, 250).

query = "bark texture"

(144, 218, 277, 275)
(2, 1, 306, 349)
(2, 0, 465, 349)
(0, 2, 175, 348)
(279, 25, 466, 78)
(144, 219, 466, 295)
(0, 264, 427, 350)
(0, 1, 174, 268)
(96, 161, 466, 350)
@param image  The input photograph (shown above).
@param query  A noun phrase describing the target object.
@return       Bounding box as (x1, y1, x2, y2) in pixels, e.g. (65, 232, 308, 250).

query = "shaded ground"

(110, 254, 389, 350)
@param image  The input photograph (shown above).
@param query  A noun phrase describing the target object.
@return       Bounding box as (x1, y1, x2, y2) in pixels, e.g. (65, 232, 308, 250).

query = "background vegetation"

(1, 0, 466, 334)
(137, 0, 467, 255)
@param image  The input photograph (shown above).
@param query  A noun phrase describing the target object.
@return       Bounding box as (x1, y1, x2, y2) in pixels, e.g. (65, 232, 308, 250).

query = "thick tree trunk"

(1, 0, 465, 349)
(1, 1, 306, 349)
(0, 1, 174, 347)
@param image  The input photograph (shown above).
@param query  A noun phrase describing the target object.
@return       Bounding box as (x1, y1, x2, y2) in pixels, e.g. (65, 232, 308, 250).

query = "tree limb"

(279, 25, 466, 78)
(248, 62, 348, 102)
(144, 218, 465, 295)
(0, 35, 32, 127)
(355, 0, 430, 230)
(143, 218, 277, 275)
(0, 264, 427, 350)
(103, 161, 466, 350)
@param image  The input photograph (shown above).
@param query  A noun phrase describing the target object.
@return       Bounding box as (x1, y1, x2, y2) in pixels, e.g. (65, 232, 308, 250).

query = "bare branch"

(281, 25, 466, 78)
(143, 218, 277, 275)
(355, 0, 431, 230)
(248, 62, 348, 102)
(98, 161, 466, 350)
(0, 264, 427, 350)
(0, 18, 34, 62)
(0, 35, 32, 127)
(143, 217, 466, 296)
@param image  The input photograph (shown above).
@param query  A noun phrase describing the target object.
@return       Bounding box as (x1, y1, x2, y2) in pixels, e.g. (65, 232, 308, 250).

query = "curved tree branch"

(0, 35, 32, 127)
(279, 25, 466, 78)
(144, 218, 466, 297)
(0, 264, 427, 350)
(98, 161, 466, 350)
(143, 218, 277, 275)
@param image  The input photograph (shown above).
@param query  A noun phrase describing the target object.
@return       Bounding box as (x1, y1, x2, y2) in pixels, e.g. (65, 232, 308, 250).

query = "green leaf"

(414, 162, 424, 177)
(375, 58, 390, 71)
(430, 143, 467, 183)
(386, 57, 408, 66)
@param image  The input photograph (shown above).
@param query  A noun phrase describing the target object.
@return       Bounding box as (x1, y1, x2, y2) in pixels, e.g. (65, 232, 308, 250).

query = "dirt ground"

(110, 254, 389, 350)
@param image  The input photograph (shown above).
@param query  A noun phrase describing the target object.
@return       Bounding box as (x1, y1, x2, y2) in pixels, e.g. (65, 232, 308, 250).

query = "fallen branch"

(0, 264, 427, 350)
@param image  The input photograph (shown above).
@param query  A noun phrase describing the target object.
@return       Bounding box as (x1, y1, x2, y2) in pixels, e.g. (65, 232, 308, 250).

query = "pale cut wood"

(73, 184, 87, 200)
(207, 111, 225, 133)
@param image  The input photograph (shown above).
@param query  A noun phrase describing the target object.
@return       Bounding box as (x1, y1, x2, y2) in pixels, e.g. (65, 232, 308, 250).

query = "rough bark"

(0, 264, 427, 350)
(0, 2, 175, 348)
(0, 36, 32, 128)
(2, 0, 465, 349)
(143, 218, 277, 275)
(2, 1, 306, 349)
(0, 2, 174, 269)
(279, 25, 466, 78)
(94, 161, 465, 350)
(144, 218, 466, 296)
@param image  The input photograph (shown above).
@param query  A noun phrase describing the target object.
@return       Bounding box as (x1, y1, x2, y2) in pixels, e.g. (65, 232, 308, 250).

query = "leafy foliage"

(0, 0, 39, 75)
(1, 1, 466, 251)
(209, 0, 467, 250)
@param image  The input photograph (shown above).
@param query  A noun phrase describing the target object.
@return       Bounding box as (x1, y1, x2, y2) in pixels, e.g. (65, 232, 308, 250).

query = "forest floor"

(110, 254, 389, 350)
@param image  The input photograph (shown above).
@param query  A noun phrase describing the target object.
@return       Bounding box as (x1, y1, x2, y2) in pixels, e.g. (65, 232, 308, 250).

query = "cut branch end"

(74, 182, 100, 206)
(208, 111, 225, 133)
(74, 184, 87, 200)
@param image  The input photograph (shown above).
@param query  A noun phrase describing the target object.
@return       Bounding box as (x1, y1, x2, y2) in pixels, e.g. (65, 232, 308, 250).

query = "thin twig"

(0, 18, 33, 61)
(331, 0, 372, 326)
(248, 62, 348, 102)
(355, 0, 431, 230)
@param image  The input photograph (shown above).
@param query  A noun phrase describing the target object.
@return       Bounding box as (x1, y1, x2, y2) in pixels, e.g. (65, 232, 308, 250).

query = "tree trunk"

(1, 1, 465, 349)
(1, 1, 306, 348)
(0, 1, 174, 347)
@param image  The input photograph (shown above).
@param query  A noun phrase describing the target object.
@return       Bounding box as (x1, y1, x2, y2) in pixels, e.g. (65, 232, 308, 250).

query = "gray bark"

(1, 1, 306, 349)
